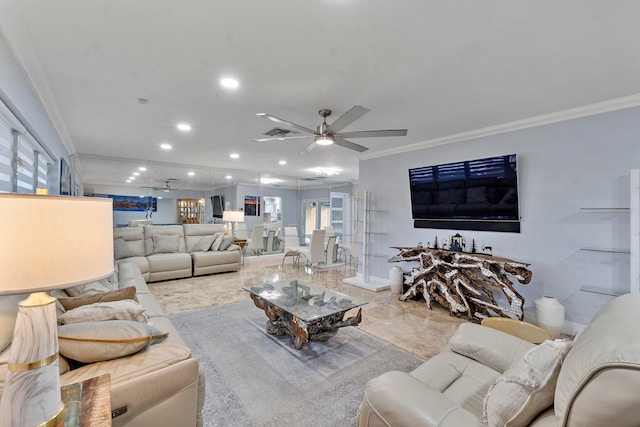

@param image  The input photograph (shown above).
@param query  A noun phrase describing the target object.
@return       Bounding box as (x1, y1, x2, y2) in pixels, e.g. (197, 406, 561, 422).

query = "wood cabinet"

(177, 198, 202, 224)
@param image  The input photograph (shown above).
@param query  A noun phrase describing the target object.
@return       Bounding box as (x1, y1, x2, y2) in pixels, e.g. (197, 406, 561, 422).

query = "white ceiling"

(2, 0, 640, 190)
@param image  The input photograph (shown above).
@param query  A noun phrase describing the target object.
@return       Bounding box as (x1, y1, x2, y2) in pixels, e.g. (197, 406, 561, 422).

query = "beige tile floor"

(149, 254, 467, 359)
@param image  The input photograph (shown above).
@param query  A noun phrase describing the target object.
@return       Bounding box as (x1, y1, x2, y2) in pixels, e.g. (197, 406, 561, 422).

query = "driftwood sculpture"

(389, 247, 532, 322)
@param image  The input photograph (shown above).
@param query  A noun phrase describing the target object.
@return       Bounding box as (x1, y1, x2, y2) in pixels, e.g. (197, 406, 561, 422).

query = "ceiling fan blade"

(333, 138, 369, 153)
(299, 142, 317, 155)
(326, 105, 370, 134)
(339, 129, 408, 138)
(256, 113, 316, 134)
(251, 135, 314, 142)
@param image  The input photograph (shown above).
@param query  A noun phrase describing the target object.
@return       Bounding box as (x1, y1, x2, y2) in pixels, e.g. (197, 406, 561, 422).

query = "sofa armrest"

(448, 323, 535, 373)
(357, 371, 485, 427)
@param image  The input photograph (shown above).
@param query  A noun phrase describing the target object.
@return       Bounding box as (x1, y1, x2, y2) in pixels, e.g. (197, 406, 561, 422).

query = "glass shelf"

(580, 286, 627, 297)
(580, 247, 630, 254)
(580, 207, 629, 211)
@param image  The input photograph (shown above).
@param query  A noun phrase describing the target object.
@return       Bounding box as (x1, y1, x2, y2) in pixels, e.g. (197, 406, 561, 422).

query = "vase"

(389, 266, 404, 294)
(535, 296, 565, 339)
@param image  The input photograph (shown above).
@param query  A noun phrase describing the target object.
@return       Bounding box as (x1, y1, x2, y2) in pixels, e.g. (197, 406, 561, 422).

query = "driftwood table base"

(389, 247, 532, 322)
(251, 294, 362, 349)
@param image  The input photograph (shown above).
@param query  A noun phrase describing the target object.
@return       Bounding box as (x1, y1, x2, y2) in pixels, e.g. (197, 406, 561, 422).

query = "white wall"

(359, 106, 640, 329)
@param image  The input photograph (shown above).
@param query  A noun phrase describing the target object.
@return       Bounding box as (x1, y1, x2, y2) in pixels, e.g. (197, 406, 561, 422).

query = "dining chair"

(250, 225, 264, 255)
(297, 229, 326, 268)
(281, 226, 301, 266)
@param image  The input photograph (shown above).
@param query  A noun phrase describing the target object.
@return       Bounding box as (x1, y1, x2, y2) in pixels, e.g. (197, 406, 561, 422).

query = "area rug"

(170, 300, 425, 427)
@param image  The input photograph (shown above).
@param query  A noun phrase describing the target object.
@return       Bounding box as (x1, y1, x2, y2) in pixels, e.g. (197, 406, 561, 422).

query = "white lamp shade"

(0, 194, 114, 295)
(222, 211, 232, 221)
(228, 210, 244, 223)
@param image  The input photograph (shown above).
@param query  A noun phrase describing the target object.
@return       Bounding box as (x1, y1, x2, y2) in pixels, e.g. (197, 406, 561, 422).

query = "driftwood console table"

(389, 247, 532, 322)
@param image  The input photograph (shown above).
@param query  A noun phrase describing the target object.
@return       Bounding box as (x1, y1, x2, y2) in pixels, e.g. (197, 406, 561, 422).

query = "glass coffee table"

(242, 279, 368, 350)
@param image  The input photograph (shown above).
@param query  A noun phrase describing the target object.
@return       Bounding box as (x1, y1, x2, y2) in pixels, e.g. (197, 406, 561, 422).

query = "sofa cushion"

(153, 234, 180, 253)
(58, 300, 148, 324)
(58, 320, 168, 363)
(66, 279, 113, 297)
(483, 339, 573, 427)
(113, 226, 145, 257)
(144, 225, 186, 255)
(448, 323, 535, 373)
(58, 286, 137, 310)
(114, 237, 135, 260)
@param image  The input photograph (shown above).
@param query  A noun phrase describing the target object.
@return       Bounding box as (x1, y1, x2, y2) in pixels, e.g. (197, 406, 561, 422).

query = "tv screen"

(211, 195, 224, 218)
(409, 154, 520, 232)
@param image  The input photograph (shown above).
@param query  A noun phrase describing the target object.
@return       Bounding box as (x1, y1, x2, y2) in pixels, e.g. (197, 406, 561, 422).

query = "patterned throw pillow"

(483, 339, 573, 427)
(58, 299, 148, 325)
(218, 236, 236, 251)
(58, 286, 137, 310)
(192, 234, 217, 252)
(114, 237, 134, 260)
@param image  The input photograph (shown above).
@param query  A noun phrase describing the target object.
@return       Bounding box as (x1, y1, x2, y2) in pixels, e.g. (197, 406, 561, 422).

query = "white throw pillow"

(58, 320, 168, 363)
(58, 299, 148, 325)
(192, 234, 216, 252)
(209, 232, 225, 251)
(153, 234, 180, 253)
(484, 339, 573, 427)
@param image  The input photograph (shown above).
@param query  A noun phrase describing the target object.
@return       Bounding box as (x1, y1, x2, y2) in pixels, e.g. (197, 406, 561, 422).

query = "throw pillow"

(58, 320, 168, 363)
(114, 237, 134, 260)
(219, 236, 235, 251)
(483, 339, 573, 427)
(209, 232, 225, 251)
(66, 280, 112, 297)
(192, 234, 217, 252)
(58, 299, 148, 325)
(58, 286, 137, 311)
(153, 234, 180, 253)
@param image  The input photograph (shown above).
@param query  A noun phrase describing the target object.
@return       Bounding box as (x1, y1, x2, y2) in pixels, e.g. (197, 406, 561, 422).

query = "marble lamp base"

(0, 292, 63, 426)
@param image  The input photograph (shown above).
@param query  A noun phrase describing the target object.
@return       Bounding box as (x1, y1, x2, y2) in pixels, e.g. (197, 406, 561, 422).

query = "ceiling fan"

(252, 105, 408, 154)
(140, 179, 177, 193)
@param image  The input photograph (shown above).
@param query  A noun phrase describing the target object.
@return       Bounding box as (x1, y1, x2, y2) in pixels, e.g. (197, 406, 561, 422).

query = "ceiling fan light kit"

(252, 105, 408, 154)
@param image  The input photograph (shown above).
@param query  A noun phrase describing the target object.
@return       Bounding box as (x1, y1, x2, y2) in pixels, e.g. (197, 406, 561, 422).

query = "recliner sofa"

(358, 293, 640, 426)
(1, 261, 205, 427)
(114, 224, 240, 282)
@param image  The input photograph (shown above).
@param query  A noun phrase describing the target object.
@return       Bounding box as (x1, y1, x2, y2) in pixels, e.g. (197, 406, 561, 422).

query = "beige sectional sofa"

(114, 223, 240, 282)
(357, 293, 640, 427)
(0, 261, 204, 427)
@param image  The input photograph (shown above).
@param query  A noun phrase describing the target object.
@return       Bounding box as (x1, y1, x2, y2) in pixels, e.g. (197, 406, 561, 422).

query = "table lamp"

(0, 194, 114, 426)
(222, 210, 232, 234)
(228, 210, 245, 236)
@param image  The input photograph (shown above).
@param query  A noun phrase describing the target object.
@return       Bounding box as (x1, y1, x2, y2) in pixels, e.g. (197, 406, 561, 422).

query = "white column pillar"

(631, 169, 639, 294)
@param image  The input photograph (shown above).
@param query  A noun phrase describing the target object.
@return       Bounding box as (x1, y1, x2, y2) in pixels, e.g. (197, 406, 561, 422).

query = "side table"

(233, 239, 247, 264)
(57, 374, 111, 426)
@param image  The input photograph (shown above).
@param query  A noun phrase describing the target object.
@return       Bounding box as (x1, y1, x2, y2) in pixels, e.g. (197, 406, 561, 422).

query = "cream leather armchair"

(358, 294, 640, 427)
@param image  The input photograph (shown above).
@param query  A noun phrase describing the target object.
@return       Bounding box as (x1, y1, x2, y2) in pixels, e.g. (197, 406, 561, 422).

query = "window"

(0, 112, 53, 193)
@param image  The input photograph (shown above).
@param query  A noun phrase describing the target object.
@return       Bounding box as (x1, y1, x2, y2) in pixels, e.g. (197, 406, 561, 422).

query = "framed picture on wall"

(244, 196, 261, 216)
(60, 158, 70, 195)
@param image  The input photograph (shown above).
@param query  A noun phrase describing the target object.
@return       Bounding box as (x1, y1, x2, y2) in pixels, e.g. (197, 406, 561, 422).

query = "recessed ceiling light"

(225, 175, 232, 179)
(160, 143, 172, 150)
(133, 172, 140, 176)
(126, 179, 132, 183)
(188, 171, 195, 176)
(279, 160, 287, 165)
(158, 196, 163, 200)
(128, 176, 135, 180)
(230, 153, 239, 159)
(139, 167, 147, 171)
(220, 78, 239, 89)
(139, 195, 145, 198)
(177, 123, 192, 131)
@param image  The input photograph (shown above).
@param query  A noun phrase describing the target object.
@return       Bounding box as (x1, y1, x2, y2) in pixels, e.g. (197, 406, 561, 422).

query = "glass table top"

(242, 279, 367, 322)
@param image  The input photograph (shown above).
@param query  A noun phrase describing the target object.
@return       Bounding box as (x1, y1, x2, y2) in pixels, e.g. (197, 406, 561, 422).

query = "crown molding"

(361, 94, 640, 161)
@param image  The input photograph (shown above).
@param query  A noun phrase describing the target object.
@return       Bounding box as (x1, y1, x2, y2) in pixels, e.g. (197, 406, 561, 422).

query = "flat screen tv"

(409, 154, 520, 233)
(211, 195, 224, 219)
